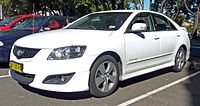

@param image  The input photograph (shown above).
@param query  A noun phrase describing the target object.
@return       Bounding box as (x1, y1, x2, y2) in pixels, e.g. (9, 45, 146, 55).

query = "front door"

(124, 12, 160, 74)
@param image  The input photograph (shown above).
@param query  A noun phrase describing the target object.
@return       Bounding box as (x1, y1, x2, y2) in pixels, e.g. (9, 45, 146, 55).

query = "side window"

(128, 12, 153, 32)
(59, 19, 68, 28)
(48, 19, 61, 29)
(169, 21, 177, 30)
(152, 14, 177, 31)
(11, 18, 27, 28)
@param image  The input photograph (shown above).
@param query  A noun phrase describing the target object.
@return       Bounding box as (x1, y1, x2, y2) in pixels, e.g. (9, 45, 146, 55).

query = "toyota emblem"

(16, 49, 24, 57)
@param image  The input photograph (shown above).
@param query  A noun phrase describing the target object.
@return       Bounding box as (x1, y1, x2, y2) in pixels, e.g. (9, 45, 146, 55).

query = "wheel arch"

(180, 44, 187, 52)
(173, 44, 188, 63)
(179, 44, 188, 58)
(173, 44, 187, 72)
(89, 51, 123, 76)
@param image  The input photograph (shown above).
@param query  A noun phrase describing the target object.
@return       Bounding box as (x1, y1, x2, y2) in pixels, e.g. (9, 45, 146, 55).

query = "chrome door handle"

(154, 37, 160, 40)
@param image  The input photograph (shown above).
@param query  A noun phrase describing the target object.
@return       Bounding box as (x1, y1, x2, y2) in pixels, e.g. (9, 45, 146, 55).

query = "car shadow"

(185, 57, 200, 106)
(19, 83, 92, 100)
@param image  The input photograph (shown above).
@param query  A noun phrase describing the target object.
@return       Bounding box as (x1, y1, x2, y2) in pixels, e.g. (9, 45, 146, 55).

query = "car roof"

(45, 16, 76, 20)
(16, 14, 40, 18)
(32, 15, 74, 19)
(90, 10, 165, 16)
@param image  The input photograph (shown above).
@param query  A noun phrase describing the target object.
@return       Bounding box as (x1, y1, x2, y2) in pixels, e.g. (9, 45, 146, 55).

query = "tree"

(141, 0, 144, 10)
(151, 0, 167, 13)
(0, 0, 12, 17)
(149, 0, 152, 10)
(159, 0, 167, 13)
(125, 0, 142, 10)
(184, 0, 200, 39)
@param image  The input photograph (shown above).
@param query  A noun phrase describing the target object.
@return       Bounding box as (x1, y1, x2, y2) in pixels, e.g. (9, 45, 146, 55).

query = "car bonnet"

(14, 29, 113, 49)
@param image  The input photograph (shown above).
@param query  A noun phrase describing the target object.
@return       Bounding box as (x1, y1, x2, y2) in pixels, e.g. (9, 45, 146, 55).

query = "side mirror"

(43, 27, 51, 31)
(131, 23, 147, 32)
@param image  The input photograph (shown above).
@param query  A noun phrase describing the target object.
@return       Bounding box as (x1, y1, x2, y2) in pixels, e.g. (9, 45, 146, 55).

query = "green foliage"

(0, 0, 12, 17)
(0, 0, 199, 32)
(186, 25, 193, 33)
(174, 14, 185, 26)
(0, 0, 11, 5)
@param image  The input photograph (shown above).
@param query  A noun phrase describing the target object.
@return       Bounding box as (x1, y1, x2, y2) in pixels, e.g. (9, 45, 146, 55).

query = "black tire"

(89, 55, 119, 97)
(173, 47, 186, 72)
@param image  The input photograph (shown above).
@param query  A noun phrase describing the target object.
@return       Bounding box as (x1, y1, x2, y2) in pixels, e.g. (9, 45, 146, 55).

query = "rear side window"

(152, 13, 177, 31)
(59, 19, 68, 27)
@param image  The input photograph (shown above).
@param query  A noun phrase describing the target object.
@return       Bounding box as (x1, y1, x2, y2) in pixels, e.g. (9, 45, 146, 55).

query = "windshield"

(67, 12, 131, 31)
(14, 17, 49, 30)
(0, 16, 20, 26)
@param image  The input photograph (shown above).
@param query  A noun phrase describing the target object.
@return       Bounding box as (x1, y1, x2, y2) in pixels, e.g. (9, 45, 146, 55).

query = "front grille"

(13, 46, 41, 59)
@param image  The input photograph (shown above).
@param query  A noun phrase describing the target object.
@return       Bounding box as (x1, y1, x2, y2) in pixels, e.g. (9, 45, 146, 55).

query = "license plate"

(10, 61, 23, 73)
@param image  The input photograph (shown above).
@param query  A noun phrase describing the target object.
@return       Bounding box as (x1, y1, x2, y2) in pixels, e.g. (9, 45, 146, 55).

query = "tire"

(89, 55, 119, 97)
(173, 47, 186, 72)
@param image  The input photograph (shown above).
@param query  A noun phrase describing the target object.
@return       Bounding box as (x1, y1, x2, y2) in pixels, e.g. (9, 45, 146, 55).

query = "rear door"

(151, 13, 179, 63)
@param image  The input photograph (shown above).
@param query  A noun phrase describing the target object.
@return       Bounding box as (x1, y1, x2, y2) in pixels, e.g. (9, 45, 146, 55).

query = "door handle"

(177, 35, 180, 37)
(154, 37, 160, 40)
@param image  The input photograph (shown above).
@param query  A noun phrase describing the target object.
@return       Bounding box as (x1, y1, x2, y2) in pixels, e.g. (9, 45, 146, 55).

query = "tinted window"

(11, 18, 30, 28)
(0, 16, 20, 26)
(14, 17, 49, 30)
(169, 21, 177, 30)
(59, 19, 68, 27)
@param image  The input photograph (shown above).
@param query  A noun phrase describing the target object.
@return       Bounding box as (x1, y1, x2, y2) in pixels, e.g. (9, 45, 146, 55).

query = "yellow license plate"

(10, 61, 23, 73)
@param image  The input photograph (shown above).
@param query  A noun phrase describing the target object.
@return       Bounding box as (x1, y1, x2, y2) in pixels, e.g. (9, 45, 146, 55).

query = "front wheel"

(89, 55, 119, 97)
(173, 47, 186, 72)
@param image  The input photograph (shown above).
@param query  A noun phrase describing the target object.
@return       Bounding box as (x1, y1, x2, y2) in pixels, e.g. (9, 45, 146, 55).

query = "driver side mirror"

(131, 23, 147, 32)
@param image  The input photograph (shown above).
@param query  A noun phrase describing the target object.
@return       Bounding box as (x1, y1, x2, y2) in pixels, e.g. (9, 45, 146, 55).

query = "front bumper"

(10, 70, 35, 85)
(9, 48, 97, 92)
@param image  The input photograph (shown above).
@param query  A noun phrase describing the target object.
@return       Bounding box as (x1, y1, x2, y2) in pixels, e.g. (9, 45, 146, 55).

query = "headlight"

(0, 41, 4, 46)
(47, 46, 86, 60)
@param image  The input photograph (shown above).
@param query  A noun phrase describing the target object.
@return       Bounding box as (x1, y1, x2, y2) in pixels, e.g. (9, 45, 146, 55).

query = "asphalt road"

(0, 59, 200, 106)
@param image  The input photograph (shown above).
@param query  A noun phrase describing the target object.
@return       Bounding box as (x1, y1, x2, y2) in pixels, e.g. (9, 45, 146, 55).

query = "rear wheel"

(173, 47, 186, 72)
(89, 55, 119, 97)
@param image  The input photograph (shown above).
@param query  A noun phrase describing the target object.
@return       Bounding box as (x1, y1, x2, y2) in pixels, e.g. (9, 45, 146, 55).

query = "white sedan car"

(9, 10, 190, 97)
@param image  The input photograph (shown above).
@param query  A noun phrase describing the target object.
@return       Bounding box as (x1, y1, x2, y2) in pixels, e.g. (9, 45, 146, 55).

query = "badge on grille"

(16, 49, 25, 57)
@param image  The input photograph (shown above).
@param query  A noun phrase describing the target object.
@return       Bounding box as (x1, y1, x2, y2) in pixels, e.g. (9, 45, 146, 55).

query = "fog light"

(42, 73, 75, 84)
